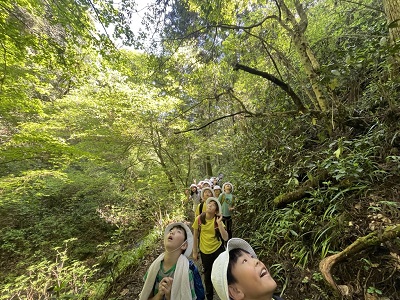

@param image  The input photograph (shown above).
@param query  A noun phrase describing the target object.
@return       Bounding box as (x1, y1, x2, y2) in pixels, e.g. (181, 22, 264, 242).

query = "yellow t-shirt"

(195, 201, 207, 217)
(193, 215, 223, 254)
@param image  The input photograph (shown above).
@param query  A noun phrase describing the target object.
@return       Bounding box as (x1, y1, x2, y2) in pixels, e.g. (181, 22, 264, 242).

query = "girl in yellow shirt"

(193, 197, 228, 300)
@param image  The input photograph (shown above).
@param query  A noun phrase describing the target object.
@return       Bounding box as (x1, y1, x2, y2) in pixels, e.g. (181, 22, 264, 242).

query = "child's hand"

(159, 277, 173, 299)
(216, 214, 223, 224)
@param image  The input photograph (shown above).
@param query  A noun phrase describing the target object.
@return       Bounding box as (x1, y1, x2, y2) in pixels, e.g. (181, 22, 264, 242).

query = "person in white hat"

(188, 183, 201, 212)
(219, 182, 236, 240)
(140, 222, 196, 300)
(211, 238, 284, 300)
(195, 187, 215, 217)
(193, 197, 228, 300)
(213, 185, 222, 198)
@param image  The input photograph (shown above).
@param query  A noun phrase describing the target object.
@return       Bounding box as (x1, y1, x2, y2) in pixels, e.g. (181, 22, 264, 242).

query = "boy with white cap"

(140, 222, 196, 300)
(211, 238, 284, 300)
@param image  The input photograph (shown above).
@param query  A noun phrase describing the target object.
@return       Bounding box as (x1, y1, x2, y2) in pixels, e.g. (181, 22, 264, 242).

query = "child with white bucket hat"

(140, 222, 196, 300)
(211, 238, 284, 300)
(193, 197, 228, 299)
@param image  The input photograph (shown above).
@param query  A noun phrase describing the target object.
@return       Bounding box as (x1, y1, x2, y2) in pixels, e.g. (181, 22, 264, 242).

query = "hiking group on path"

(139, 176, 284, 300)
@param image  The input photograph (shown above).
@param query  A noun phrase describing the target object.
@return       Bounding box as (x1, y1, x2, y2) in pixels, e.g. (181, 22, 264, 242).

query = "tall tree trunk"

(382, 0, 400, 74)
(277, 0, 329, 112)
(150, 123, 175, 185)
(204, 155, 213, 177)
(383, 0, 400, 44)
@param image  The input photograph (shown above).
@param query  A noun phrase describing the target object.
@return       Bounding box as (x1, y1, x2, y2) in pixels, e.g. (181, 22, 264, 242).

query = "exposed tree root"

(319, 224, 400, 297)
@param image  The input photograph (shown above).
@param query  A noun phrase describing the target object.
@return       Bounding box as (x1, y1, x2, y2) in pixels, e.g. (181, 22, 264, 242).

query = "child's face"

(224, 184, 232, 193)
(229, 251, 277, 299)
(206, 200, 218, 214)
(214, 189, 221, 197)
(165, 226, 187, 251)
(203, 189, 212, 199)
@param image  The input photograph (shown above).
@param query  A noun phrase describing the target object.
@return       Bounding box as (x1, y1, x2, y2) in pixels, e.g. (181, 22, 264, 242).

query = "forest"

(0, 0, 399, 299)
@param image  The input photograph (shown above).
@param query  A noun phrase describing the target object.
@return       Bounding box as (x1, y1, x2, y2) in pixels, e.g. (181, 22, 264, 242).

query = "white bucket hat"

(213, 185, 221, 190)
(206, 197, 222, 213)
(201, 187, 215, 199)
(164, 222, 193, 257)
(222, 182, 234, 192)
(211, 238, 257, 300)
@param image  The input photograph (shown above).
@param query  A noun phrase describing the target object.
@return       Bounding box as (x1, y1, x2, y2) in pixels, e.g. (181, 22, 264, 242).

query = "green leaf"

(331, 69, 340, 76)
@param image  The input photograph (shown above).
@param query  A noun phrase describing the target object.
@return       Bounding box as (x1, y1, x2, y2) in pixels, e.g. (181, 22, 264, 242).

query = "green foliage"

(1, 0, 400, 299)
(367, 286, 383, 295)
(0, 239, 96, 300)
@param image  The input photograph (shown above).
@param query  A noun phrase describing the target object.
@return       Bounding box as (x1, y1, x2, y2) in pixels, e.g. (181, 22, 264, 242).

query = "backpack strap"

(199, 201, 204, 213)
(198, 216, 202, 235)
(220, 193, 225, 204)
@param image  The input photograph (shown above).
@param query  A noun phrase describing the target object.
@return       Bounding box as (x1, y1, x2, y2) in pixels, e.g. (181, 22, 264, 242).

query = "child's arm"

(192, 228, 199, 260)
(229, 195, 236, 211)
(147, 289, 163, 300)
(216, 215, 229, 241)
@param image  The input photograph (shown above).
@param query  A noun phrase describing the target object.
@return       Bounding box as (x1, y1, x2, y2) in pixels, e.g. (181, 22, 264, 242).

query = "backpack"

(189, 260, 205, 300)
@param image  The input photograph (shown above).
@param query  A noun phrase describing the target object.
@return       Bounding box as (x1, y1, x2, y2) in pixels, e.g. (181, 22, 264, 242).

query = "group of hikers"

(139, 177, 284, 300)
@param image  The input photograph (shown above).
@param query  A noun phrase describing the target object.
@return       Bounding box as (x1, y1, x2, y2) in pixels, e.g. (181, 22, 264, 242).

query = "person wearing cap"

(193, 197, 229, 300)
(213, 185, 222, 198)
(195, 187, 214, 217)
(212, 177, 219, 187)
(140, 222, 196, 300)
(211, 238, 284, 300)
(202, 181, 211, 189)
(188, 184, 201, 212)
(219, 182, 236, 240)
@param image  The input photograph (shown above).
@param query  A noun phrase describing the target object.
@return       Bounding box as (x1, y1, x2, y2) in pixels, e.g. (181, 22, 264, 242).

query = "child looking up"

(211, 238, 284, 300)
(188, 184, 201, 212)
(219, 182, 235, 240)
(213, 185, 222, 198)
(195, 187, 214, 217)
(140, 222, 196, 300)
(193, 197, 229, 300)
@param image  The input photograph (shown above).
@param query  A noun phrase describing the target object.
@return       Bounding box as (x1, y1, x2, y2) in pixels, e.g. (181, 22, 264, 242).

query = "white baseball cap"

(211, 238, 257, 300)
(164, 222, 193, 257)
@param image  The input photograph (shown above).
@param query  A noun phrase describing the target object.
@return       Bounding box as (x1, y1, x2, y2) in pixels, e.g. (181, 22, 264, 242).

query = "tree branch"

(340, 0, 384, 13)
(215, 15, 280, 30)
(233, 63, 307, 113)
(86, 0, 116, 49)
(174, 111, 250, 134)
